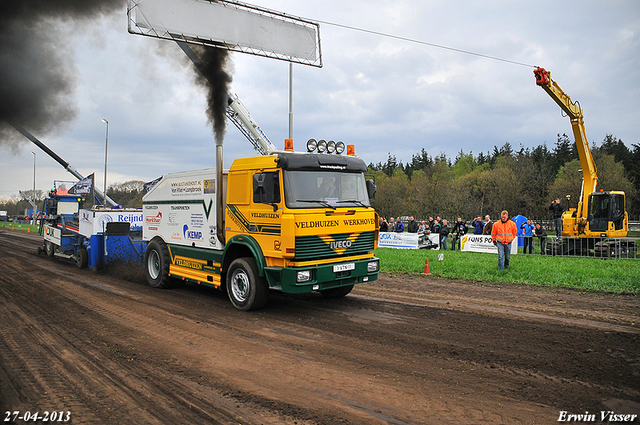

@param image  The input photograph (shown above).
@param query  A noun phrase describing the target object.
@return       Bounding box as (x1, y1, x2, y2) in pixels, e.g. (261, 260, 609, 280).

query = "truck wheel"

(145, 238, 180, 289)
(76, 248, 88, 269)
(226, 257, 269, 311)
(320, 284, 354, 298)
(45, 241, 55, 258)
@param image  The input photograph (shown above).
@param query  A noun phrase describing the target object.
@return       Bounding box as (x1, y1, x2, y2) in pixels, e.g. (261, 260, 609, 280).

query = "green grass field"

(375, 245, 640, 294)
(0, 221, 39, 232)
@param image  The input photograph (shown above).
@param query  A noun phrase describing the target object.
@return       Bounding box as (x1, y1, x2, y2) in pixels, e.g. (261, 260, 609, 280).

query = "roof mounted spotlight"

(327, 140, 336, 154)
(317, 139, 327, 153)
(335, 141, 345, 154)
(306, 138, 317, 152)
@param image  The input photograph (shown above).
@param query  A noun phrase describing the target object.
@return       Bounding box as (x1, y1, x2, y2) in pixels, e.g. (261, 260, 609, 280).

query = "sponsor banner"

(460, 234, 517, 254)
(183, 224, 204, 241)
(378, 232, 419, 249)
(423, 233, 441, 249)
(68, 173, 94, 195)
(79, 210, 144, 237)
(43, 224, 62, 245)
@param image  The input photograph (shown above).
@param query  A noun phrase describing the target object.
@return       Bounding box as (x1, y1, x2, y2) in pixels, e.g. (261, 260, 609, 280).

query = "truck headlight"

(367, 260, 379, 273)
(296, 270, 312, 283)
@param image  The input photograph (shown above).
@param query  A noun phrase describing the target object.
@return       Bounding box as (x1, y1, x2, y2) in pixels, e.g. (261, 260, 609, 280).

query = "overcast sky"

(1, 0, 639, 200)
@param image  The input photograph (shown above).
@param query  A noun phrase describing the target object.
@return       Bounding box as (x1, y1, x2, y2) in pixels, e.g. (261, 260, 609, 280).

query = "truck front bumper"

(264, 257, 379, 294)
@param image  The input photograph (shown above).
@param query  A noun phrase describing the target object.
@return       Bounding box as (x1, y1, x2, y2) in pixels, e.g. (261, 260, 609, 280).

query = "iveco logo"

(330, 240, 352, 250)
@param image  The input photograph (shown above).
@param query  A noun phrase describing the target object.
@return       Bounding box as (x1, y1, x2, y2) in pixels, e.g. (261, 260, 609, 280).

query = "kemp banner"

(460, 234, 518, 254)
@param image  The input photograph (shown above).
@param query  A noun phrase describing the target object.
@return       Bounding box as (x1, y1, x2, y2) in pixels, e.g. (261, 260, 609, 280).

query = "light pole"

(30, 151, 36, 222)
(101, 118, 109, 207)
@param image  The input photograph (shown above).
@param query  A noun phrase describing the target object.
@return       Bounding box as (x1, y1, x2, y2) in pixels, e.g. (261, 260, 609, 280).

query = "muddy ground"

(1, 229, 639, 424)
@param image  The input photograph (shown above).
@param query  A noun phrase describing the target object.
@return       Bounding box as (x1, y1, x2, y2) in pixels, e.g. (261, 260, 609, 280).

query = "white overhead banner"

(128, 0, 322, 67)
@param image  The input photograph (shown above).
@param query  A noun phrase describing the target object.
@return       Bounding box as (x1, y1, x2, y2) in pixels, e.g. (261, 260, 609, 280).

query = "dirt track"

(1, 229, 639, 424)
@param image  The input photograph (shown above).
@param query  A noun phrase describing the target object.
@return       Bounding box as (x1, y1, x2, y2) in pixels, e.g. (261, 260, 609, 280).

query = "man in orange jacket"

(491, 210, 518, 270)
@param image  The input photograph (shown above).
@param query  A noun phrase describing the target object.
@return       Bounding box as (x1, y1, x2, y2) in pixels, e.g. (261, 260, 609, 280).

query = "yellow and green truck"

(143, 145, 379, 310)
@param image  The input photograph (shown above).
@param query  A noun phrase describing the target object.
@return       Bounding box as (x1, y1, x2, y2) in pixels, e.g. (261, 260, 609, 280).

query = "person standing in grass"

(491, 210, 518, 271)
(549, 198, 564, 237)
(482, 215, 493, 235)
(472, 216, 484, 235)
(535, 223, 547, 255)
(395, 217, 405, 232)
(379, 217, 388, 232)
(452, 217, 468, 250)
(439, 219, 450, 250)
(520, 218, 535, 254)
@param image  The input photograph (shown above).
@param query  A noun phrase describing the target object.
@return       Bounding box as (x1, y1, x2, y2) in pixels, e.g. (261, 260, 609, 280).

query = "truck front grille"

(294, 231, 375, 261)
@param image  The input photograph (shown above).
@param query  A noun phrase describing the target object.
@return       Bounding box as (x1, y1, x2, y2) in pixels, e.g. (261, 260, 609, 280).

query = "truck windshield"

(283, 171, 370, 209)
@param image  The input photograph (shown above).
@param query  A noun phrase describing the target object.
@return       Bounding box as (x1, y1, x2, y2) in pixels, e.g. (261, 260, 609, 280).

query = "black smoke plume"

(188, 45, 233, 144)
(1, 0, 232, 149)
(0, 1, 125, 148)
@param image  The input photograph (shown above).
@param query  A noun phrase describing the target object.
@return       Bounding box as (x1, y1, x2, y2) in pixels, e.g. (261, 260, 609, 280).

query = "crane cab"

(586, 191, 627, 236)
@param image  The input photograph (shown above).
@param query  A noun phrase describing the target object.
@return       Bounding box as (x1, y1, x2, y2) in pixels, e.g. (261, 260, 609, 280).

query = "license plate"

(333, 263, 355, 273)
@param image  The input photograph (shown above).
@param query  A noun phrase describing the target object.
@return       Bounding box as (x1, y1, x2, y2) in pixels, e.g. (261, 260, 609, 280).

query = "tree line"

(368, 134, 640, 222)
(0, 181, 145, 217)
(3, 134, 638, 223)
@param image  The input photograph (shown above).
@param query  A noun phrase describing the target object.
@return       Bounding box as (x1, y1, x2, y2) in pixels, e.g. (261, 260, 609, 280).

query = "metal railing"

(528, 236, 638, 259)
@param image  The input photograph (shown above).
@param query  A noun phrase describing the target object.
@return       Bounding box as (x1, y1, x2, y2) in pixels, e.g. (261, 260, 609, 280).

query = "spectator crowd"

(378, 213, 550, 253)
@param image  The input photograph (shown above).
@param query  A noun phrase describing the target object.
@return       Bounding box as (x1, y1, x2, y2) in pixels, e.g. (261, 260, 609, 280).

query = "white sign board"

(460, 234, 517, 254)
(43, 224, 62, 246)
(143, 169, 222, 249)
(79, 209, 144, 237)
(378, 232, 419, 249)
(128, 0, 322, 67)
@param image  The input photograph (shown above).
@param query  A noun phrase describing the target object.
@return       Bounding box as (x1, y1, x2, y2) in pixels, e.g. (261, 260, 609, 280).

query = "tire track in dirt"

(0, 241, 321, 424)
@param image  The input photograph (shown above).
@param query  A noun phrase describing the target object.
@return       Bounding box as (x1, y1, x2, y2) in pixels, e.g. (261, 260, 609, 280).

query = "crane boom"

(534, 67, 597, 217)
(226, 93, 278, 155)
(6, 120, 117, 207)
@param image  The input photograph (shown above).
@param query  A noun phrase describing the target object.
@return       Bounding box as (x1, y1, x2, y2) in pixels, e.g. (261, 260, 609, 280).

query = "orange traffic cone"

(27, 227, 31, 232)
(421, 258, 431, 275)
(11, 225, 14, 230)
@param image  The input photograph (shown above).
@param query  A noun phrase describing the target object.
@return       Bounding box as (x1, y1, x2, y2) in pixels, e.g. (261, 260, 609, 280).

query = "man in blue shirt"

(520, 218, 535, 254)
(472, 216, 484, 235)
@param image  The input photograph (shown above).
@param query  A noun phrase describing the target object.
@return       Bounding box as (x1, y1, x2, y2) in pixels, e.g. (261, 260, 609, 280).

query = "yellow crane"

(534, 67, 633, 256)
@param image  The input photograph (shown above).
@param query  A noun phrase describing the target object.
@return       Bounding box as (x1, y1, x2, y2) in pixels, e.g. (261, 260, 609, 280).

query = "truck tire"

(76, 248, 88, 269)
(226, 257, 269, 311)
(45, 241, 55, 258)
(320, 284, 354, 298)
(145, 238, 181, 289)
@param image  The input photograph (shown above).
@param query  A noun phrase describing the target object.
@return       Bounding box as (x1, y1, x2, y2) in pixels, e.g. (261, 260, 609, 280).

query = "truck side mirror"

(366, 179, 377, 200)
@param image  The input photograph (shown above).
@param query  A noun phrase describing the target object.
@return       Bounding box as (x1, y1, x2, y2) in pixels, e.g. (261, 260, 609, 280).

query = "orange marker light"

(285, 138, 294, 151)
(347, 144, 355, 156)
